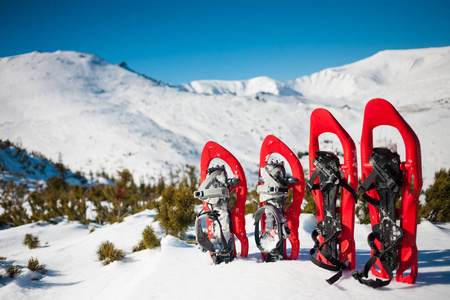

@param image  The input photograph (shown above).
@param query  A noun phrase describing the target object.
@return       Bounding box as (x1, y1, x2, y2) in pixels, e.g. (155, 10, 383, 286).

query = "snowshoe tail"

(255, 135, 305, 261)
(308, 108, 358, 284)
(354, 98, 422, 287)
(194, 141, 248, 263)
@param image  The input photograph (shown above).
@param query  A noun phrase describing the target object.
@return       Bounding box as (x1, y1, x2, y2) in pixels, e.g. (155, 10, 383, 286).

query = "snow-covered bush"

(97, 240, 125, 266)
(23, 233, 40, 249)
(6, 265, 22, 278)
(0, 179, 30, 226)
(27, 257, 47, 274)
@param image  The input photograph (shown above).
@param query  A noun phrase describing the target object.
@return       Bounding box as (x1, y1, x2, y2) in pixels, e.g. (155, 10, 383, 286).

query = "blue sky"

(1, 0, 449, 84)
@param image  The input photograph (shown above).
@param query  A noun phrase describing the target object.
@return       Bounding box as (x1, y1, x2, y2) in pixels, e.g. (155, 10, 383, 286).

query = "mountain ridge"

(182, 46, 450, 102)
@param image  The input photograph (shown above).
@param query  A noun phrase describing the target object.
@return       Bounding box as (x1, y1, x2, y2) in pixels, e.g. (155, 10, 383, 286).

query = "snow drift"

(1, 211, 449, 299)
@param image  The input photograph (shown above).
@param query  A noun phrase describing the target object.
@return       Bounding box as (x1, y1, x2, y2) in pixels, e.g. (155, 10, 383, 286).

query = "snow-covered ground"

(1, 47, 449, 188)
(1, 211, 449, 299)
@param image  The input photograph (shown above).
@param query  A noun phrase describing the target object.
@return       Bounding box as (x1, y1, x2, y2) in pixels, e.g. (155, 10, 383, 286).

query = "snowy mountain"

(181, 75, 302, 96)
(182, 47, 450, 103)
(1, 47, 449, 188)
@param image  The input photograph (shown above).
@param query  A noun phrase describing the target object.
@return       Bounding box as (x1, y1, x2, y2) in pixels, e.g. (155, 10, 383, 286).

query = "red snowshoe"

(254, 135, 305, 262)
(194, 141, 248, 264)
(308, 108, 358, 284)
(353, 98, 422, 288)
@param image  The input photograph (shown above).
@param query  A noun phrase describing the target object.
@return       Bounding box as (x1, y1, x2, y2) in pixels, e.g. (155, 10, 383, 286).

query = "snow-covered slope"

(288, 47, 450, 104)
(0, 47, 449, 188)
(0, 140, 90, 187)
(1, 211, 449, 299)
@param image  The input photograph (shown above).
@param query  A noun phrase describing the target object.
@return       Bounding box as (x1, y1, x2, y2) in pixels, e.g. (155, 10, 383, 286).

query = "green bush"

(302, 190, 317, 215)
(23, 233, 40, 249)
(421, 168, 450, 222)
(154, 180, 196, 237)
(133, 225, 161, 252)
(7, 265, 22, 278)
(132, 240, 146, 253)
(0, 179, 30, 226)
(245, 185, 259, 216)
(104, 169, 139, 224)
(97, 240, 125, 266)
(355, 200, 370, 224)
(27, 257, 47, 274)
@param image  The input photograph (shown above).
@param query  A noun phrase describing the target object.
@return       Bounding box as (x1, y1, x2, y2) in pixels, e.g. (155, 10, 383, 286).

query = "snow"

(1, 47, 449, 189)
(1, 211, 449, 299)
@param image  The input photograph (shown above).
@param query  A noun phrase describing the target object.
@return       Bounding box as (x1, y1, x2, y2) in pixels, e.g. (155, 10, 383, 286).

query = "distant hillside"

(0, 140, 89, 187)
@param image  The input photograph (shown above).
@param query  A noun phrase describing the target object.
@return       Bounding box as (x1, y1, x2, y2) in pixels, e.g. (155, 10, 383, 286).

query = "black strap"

(309, 223, 348, 284)
(353, 148, 404, 288)
(195, 209, 234, 264)
(254, 204, 290, 260)
(307, 162, 358, 204)
(352, 222, 402, 288)
(308, 152, 357, 284)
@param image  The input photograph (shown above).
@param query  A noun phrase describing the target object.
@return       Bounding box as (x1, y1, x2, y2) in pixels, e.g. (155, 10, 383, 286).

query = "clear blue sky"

(1, 0, 449, 84)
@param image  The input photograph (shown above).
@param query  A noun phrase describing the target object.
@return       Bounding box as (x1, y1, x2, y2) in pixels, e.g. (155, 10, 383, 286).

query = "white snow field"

(0, 211, 449, 299)
(1, 47, 449, 188)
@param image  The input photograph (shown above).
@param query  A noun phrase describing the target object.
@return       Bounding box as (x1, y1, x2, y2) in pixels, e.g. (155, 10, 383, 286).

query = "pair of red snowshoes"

(308, 98, 422, 288)
(194, 135, 305, 264)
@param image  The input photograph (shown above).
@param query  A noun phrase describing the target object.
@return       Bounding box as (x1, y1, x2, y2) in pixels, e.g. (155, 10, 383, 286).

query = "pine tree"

(96, 240, 125, 265)
(104, 169, 139, 223)
(0, 179, 30, 226)
(133, 225, 161, 252)
(87, 184, 109, 225)
(66, 184, 89, 224)
(154, 180, 196, 237)
(421, 168, 450, 222)
(28, 185, 48, 222)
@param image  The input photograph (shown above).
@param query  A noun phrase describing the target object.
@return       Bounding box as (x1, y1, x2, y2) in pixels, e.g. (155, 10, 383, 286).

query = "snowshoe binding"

(352, 98, 422, 288)
(194, 142, 248, 264)
(254, 135, 305, 262)
(308, 108, 358, 284)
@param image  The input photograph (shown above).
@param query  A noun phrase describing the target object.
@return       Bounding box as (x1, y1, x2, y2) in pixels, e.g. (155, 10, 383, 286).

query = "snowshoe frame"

(309, 108, 358, 273)
(198, 141, 248, 260)
(256, 135, 305, 261)
(358, 98, 422, 285)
